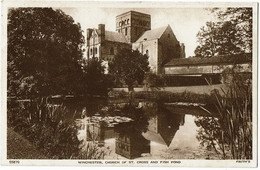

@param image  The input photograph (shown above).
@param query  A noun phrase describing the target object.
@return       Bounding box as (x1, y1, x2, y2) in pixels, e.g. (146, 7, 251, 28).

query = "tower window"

(125, 27, 127, 36)
(90, 48, 93, 55)
(146, 50, 149, 56)
(127, 19, 130, 24)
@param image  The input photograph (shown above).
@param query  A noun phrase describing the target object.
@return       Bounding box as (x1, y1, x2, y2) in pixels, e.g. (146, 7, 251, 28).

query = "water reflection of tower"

(86, 122, 118, 147)
(142, 104, 185, 147)
(115, 122, 150, 159)
(86, 123, 105, 146)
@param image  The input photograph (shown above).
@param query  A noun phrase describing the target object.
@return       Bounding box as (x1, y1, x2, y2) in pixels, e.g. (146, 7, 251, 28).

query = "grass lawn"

(7, 128, 46, 159)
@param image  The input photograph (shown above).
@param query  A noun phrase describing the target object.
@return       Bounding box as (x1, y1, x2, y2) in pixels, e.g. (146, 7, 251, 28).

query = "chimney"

(86, 28, 93, 46)
(98, 24, 105, 44)
(98, 24, 105, 36)
(180, 43, 186, 58)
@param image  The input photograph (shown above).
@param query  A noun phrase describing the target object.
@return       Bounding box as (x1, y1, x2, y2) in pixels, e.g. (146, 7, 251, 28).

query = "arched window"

(125, 27, 127, 36)
(90, 48, 93, 55)
(127, 19, 130, 24)
(110, 47, 114, 55)
(146, 49, 149, 56)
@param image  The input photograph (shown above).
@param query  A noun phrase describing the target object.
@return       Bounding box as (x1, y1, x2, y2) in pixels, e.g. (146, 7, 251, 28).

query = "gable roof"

(142, 131, 168, 146)
(164, 53, 252, 67)
(142, 130, 176, 147)
(105, 31, 128, 43)
(135, 25, 168, 43)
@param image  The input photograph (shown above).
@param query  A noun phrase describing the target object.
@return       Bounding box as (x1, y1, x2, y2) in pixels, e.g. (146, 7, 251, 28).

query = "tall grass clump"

(78, 142, 109, 159)
(196, 67, 252, 159)
(7, 98, 107, 159)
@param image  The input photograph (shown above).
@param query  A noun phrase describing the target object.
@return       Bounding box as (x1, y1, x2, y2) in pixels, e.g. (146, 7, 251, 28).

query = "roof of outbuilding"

(105, 31, 128, 43)
(164, 53, 252, 67)
(135, 25, 168, 43)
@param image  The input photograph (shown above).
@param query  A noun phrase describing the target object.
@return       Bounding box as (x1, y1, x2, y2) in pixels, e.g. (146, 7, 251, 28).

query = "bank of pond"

(7, 89, 252, 160)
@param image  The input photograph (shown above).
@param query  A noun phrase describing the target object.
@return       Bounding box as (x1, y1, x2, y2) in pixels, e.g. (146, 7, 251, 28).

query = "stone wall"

(132, 39, 158, 73)
(158, 26, 181, 74)
(101, 41, 131, 61)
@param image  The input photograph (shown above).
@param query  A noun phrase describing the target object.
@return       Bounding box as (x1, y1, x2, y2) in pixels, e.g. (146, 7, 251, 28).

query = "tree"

(81, 58, 113, 96)
(194, 8, 253, 159)
(194, 21, 221, 57)
(216, 8, 252, 53)
(195, 8, 252, 57)
(144, 72, 166, 90)
(8, 8, 85, 99)
(109, 48, 149, 91)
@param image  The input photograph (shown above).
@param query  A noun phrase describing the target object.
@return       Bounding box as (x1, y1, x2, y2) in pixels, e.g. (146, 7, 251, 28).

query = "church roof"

(164, 53, 252, 67)
(135, 25, 168, 43)
(105, 31, 128, 43)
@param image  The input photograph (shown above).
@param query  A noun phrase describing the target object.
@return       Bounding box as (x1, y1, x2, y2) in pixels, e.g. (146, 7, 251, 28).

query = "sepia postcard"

(0, 0, 258, 167)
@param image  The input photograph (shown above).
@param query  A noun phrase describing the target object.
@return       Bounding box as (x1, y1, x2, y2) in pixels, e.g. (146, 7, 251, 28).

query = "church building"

(86, 10, 185, 74)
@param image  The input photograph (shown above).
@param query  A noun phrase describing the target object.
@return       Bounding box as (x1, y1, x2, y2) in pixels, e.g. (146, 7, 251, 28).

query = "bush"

(7, 100, 81, 159)
(7, 99, 107, 159)
(133, 91, 213, 104)
(144, 72, 166, 88)
(108, 90, 129, 98)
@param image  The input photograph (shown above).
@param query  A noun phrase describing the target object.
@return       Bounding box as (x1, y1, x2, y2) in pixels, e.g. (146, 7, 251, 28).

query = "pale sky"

(60, 7, 216, 57)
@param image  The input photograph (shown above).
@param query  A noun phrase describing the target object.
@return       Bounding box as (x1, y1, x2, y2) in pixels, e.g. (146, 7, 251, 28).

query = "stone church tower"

(116, 11, 151, 43)
(86, 10, 186, 74)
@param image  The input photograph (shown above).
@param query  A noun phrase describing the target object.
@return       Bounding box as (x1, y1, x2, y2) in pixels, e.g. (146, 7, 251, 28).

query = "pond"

(72, 99, 219, 160)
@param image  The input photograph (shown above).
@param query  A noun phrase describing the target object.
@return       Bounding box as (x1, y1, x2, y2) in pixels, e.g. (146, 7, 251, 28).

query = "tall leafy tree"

(81, 58, 113, 96)
(216, 8, 252, 53)
(194, 21, 221, 57)
(109, 48, 149, 91)
(195, 8, 252, 57)
(8, 8, 85, 99)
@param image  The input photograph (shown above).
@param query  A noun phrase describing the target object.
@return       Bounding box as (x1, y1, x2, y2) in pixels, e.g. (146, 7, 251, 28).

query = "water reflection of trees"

(195, 116, 226, 159)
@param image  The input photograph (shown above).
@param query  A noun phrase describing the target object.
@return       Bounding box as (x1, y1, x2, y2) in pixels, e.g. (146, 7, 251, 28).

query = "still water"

(74, 100, 217, 160)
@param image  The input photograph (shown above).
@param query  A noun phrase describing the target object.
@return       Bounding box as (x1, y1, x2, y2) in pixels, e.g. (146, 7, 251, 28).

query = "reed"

(211, 79, 252, 159)
(77, 142, 109, 159)
(198, 69, 252, 159)
(7, 99, 106, 159)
